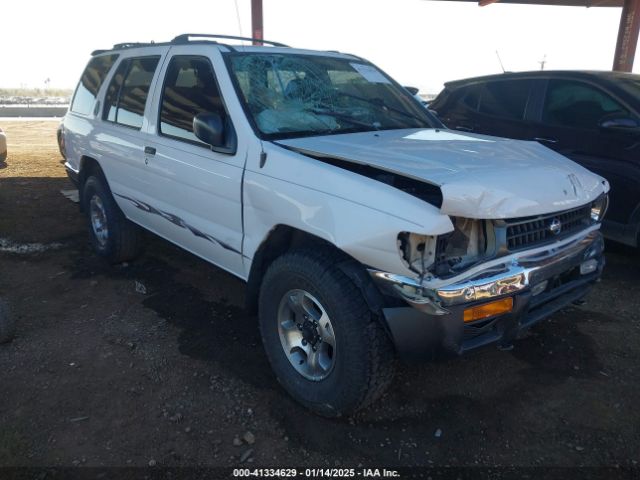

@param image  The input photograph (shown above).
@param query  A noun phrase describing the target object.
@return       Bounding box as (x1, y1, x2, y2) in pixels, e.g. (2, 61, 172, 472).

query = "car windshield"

(226, 52, 434, 139)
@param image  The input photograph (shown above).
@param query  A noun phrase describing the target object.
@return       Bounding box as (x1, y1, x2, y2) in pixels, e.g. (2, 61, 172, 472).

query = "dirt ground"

(0, 121, 639, 473)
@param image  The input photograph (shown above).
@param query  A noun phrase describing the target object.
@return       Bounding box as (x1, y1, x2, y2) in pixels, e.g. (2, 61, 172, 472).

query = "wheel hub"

(277, 289, 336, 381)
(89, 194, 109, 247)
(299, 319, 321, 348)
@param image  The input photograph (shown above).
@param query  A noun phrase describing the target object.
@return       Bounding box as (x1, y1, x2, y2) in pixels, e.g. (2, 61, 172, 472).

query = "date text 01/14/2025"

(232, 468, 401, 477)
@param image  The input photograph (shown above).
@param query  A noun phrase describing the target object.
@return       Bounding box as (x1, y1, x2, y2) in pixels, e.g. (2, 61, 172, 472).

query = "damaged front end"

(371, 200, 607, 360)
(271, 121, 609, 360)
(398, 217, 492, 279)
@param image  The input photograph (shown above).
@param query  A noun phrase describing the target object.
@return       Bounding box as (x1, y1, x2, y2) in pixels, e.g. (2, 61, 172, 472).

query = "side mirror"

(599, 115, 640, 131)
(193, 112, 225, 147)
(404, 86, 419, 96)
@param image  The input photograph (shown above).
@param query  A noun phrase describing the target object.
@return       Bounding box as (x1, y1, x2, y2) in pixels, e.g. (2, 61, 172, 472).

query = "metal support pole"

(613, 0, 640, 71)
(251, 0, 264, 45)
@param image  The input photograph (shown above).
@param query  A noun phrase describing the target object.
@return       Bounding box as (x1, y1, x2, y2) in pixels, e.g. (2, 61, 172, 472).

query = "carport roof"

(431, 0, 622, 6)
(247, 0, 638, 71)
(424, 0, 638, 71)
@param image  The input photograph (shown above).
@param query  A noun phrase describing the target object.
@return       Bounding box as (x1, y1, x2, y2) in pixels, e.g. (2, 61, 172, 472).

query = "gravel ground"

(0, 121, 639, 475)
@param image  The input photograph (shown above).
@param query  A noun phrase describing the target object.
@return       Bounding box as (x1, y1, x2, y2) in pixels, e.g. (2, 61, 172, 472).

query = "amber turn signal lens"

(463, 297, 514, 323)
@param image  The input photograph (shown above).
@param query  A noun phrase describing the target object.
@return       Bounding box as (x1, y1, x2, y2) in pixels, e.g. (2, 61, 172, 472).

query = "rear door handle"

(144, 146, 156, 155)
(534, 137, 558, 144)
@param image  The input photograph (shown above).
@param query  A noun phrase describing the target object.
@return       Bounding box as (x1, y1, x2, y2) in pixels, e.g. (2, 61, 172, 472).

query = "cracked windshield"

(227, 53, 433, 138)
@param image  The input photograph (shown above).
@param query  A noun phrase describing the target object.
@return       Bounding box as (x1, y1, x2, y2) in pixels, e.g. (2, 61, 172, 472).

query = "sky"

(1, 0, 636, 95)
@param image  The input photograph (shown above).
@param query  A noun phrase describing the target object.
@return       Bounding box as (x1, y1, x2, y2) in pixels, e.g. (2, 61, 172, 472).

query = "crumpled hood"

(276, 128, 609, 219)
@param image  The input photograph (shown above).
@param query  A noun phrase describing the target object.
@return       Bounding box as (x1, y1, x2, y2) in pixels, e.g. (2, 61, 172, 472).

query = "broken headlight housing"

(397, 233, 437, 275)
(590, 194, 609, 223)
(397, 219, 490, 278)
(432, 217, 489, 277)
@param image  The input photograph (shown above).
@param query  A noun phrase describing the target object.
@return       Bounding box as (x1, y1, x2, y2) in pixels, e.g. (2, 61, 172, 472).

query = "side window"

(103, 60, 129, 122)
(71, 54, 119, 116)
(461, 85, 480, 111)
(543, 79, 629, 129)
(102, 56, 160, 129)
(479, 80, 532, 120)
(159, 56, 225, 144)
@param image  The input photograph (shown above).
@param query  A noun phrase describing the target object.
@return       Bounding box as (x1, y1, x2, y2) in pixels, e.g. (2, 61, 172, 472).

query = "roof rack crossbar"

(171, 33, 289, 48)
(112, 42, 156, 50)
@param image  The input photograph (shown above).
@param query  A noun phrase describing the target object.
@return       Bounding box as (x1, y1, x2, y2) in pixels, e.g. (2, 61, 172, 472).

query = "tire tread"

(259, 247, 395, 416)
(83, 175, 143, 264)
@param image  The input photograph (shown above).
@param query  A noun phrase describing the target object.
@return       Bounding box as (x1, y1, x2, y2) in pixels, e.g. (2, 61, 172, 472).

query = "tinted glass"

(103, 60, 129, 122)
(479, 80, 531, 120)
(461, 85, 480, 110)
(543, 79, 629, 129)
(71, 54, 118, 115)
(227, 53, 433, 139)
(116, 57, 160, 129)
(618, 77, 640, 99)
(159, 56, 225, 144)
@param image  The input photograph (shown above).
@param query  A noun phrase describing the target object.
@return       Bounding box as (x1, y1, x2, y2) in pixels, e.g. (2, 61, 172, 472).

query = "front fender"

(242, 144, 454, 278)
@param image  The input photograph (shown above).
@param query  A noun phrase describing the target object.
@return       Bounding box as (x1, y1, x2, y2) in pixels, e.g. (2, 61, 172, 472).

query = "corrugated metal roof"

(428, 0, 623, 7)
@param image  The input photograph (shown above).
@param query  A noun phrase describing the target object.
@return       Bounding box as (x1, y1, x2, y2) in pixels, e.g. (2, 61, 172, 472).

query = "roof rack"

(92, 42, 156, 55)
(113, 42, 156, 50)
(91, 34, 289, 56)
(171, 33, 289, 48)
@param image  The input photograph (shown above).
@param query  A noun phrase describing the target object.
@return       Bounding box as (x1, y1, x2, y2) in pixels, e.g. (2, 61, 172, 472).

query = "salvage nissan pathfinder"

(59, 34, 609, 416)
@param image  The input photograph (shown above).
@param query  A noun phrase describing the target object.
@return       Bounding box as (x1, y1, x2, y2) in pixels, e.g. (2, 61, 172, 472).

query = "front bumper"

(369, 228, 605, 359)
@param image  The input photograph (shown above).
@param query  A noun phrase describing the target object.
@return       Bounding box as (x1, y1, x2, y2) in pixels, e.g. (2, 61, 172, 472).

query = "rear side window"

(543, 79, 629, 129)
(479, 80, 532, 120)
(461, 85, 481, 110)
(103, 61, 129, 123)
(159, 56, 226, 144)
(71, 54, 119, 116)
(103, 56, 160, 129)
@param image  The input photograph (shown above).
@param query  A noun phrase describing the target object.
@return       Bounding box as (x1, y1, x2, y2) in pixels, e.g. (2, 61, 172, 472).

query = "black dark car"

(429, 71, 640, 247)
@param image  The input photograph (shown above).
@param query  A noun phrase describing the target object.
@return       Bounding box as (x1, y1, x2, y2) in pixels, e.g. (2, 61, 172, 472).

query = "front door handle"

(455, 125, 474, 132)
(144, 146, 156, 155)
(534, 137, 558, 144)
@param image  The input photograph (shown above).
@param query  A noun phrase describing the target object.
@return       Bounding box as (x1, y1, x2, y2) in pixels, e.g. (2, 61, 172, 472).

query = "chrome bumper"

(369, 228, 604, 316)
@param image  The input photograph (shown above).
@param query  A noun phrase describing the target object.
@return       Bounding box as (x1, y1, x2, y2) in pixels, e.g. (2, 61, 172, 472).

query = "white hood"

(276, 128, 609, 219)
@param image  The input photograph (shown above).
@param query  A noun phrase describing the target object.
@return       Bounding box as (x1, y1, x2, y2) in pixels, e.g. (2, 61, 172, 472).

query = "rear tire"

(82, 175, 143, 264)
(258, 248, 395, 417)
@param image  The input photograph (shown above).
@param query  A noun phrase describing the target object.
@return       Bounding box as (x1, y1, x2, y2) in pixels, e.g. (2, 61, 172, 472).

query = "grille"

(505, 204, 591, 251)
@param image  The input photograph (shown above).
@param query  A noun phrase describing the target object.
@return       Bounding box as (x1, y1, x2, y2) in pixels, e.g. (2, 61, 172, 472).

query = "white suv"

(60, 34, 609, 416)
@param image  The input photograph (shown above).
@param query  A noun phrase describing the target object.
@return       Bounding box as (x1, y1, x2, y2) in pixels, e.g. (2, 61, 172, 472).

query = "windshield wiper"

(269, 126, 378, 140)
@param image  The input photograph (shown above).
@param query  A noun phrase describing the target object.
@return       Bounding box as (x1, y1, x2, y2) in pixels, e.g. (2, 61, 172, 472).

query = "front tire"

(258, 249, 395, 417)
(82, 175, 143, 264)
